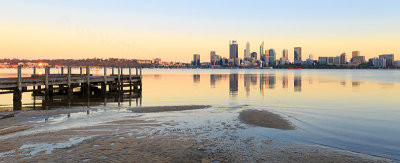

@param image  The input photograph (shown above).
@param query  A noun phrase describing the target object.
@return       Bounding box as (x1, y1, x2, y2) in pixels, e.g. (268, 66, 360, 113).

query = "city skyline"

(1, 0, 400, 62)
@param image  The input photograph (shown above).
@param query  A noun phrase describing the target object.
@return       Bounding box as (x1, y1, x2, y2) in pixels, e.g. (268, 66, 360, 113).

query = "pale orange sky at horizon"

(1, 0, 399, 63)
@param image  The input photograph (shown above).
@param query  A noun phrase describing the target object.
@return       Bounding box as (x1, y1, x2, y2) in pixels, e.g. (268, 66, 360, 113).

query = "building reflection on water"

(193, 74, 200, 83)
(229, 74, 238, 96)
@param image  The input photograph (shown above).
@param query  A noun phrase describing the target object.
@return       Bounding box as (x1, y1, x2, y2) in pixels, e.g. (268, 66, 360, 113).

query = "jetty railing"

(0, 65, 143, 110)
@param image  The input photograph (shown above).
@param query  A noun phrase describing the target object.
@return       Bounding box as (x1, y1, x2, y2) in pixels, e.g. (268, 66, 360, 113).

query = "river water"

(0, 68, 399, 160)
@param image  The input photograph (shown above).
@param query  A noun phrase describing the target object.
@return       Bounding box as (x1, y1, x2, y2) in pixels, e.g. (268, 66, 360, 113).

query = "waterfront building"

(244, 42, 251, 59)
(251, 52, 258, 60)
(268, 49, 276, 66)
(193, 54, 200, 66)
(334, 56, 341, 65)
(327, 57, 334, 65)
(351, 56, 366, 66)
(306, 54, 314, 65)
(260, 42, 264, 58)
(318, 57, 328, 65)
(282, 49, 288, 61)
(379, 54, 395, 67)
(229, 40, 238, 59)
(340, 53, 347, 65)
(294, 47, 302, 64)
(210, 51, 216, 65)
(352, 51, 360, 58)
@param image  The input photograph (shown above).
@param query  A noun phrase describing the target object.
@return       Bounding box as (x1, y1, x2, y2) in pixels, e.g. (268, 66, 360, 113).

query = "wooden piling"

(129, 67, 132, 91)
(33, 66, 36, 75)
(67, 66, 72, 96)
(61, 67, 64, 75)
(17, 66, 22, 91)
(45, 66, 49, 90)
(86, 65, 90, 95)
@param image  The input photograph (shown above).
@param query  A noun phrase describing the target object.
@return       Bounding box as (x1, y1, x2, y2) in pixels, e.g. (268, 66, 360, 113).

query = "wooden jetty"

(0, 66, 142, 110)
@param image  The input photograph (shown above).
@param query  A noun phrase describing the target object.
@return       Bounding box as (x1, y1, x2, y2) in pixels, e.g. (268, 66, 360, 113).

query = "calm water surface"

(1, 68, 399, 159)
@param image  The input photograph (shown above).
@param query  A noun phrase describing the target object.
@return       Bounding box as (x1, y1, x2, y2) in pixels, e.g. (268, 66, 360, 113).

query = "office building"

(294, 47, 302, 63)
(244, 42, 250, 59)
(340, 53, 347, 65)
(229, 40, 238, 59)
(193, 54, 200, 66)
(319, 57, 328, 65)
(379, 54, 395, 67)
(260, 42, 264, 58)
(268, 49, 276, 66)
(282, 49, 288, 61)
(251, 52, 257, 60)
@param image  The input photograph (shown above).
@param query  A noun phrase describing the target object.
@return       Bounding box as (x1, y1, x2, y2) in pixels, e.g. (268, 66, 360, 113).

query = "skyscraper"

(244, 42, 250, 59)
(282, 49, 288, 61)
(340, 53, 346, 65)
(379, 54, 395, 67)
(268, 49, 276, 66)
(259, 42, 264, 59)
(294, 47, 302, 63)
(193, 54, 200, 66)
(210, 51, 216, 65)
(229, 40, 238, 59)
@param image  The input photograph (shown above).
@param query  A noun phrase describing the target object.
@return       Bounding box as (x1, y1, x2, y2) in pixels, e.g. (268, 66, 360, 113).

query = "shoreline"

(0, 105, 395, 162)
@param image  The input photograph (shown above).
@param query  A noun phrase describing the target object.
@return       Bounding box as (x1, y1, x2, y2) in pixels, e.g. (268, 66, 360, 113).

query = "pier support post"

(86, 65, 90, 95)
(45, 66, 49, 94)
(61, 67, 64, 75)
(67, 66, 72, 96)
(17, 66, 22, 91)
(112, 66, 114, 75)
(117, 67, 121, 91)
(13, 89, 22, 110)
(129, 67, 132, 91)
(80, 66, 83, 76)
(33, 66, 36, 76)
(140, 67, 142, 79)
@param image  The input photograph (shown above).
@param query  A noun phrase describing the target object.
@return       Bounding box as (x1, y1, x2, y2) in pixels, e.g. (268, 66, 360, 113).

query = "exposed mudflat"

(239, 109, 295, 130)
(0, 106, 392, 162)
(129, 105, 210, 113)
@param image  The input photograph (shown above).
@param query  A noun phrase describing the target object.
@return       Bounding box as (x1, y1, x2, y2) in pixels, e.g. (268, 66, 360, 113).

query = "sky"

(1, 0, 400, 62)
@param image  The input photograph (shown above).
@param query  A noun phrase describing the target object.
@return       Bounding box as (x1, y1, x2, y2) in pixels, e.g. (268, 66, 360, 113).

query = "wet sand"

(239, 109, 295, 130)
(0, 106, 392, 162)
(129, 105, 210, 113)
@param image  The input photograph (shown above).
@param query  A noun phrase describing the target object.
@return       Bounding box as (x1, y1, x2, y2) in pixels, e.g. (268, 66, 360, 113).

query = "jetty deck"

(0, 66, 142, 110)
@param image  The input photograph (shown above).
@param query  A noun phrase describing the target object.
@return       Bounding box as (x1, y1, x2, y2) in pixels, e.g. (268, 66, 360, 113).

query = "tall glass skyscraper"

(259, 41, 264, 59)
(244, 42, 250, 59)
(282, 49, 288, 61)
(193, 54, 200, 66)
(229, 40, 238, 59)
(294, 47, 302, 62)
(268, 49, 276, 65)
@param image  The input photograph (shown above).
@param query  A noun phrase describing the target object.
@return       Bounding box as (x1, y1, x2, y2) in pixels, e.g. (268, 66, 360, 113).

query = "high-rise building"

(340, 53, 347, 65)
(318, 57, 328, 65)
(282, 49, 288, 61)
(259, 42, 264, 58)
(352, 51, 360, 59)
(294, 47, 302, 63)
(210, 51, 216, 65)
(379, 54, 395, 67)
(229, 40, 238, 59)
(268, 49, 276, 66)
(244, 42, 250, 59)
(193, 54, 200, 66)
(251, 52, 257, 60)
